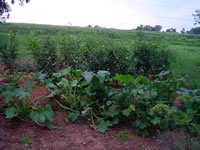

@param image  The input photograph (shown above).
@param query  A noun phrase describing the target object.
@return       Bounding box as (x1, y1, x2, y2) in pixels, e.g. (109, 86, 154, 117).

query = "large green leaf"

(92, 118, 108, 132)
(30, 104, 54, 123)
(68, 112, 80, 122)
(2, 85, 14, 103)
(53, 68, 71, 78)
(122, 109, 131, 117)
(5, 107, 19, 119)
(146, 89, 157, 99)
(37, 106, 46, 122)
(97, 70, 110, 83)
(86, 76, 100, 96)
(15, 88, 31, 99)
(44, 79, 57, 90)
(44, 104, 54, 121)
(136, 76, 149, 84)
(58, 78, 69, 87)
(113, 74, 134, 84)
(29, 111, 39, 123)
(71, 80, 78, 87)
(71, 69, 82, 76)
(83, 71, 95, 83)
(102, 108, 119, 117)
(135, 120, 148, 129)
(35, 72, 47, 81)
(23, 81, 35, 88)
(151, 117, 161, 125)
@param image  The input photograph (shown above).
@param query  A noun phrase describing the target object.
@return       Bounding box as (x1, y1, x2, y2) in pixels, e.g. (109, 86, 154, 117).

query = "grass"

(0, 23, 200, 88)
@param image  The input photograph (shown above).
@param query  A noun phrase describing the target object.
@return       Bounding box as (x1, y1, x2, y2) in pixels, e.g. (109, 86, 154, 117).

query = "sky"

(7, 0, 200, 31)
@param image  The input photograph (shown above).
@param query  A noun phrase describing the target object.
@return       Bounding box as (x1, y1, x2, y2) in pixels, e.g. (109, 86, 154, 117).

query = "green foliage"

(115, 130, 136, 145)
(1, 23, 200, 137)
(171, 88, 200, 136)
(1, 66, 200, 137)
(0, 23, 200, 87)
(193, 9, 200, 25)
(28, 33, 59, 75)
(60, 35, 82, 69)
(133, 40, 170, 76)
(189, 27, 200, 34)
(0, 71, 55, 129)
(29, 104, 55, 129)
(52, 68, 119, 131)
(113, 71, 186, 136)
(19, 136, 29, 147)
(58, 32, 171, 77)
(55, 68, 87, 113)
(0, 31, 18, 73)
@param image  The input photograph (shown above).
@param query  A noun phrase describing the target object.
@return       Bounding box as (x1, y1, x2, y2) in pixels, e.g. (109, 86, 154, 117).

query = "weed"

(115, 130, 136, 145)
(19, 136, 29, 147)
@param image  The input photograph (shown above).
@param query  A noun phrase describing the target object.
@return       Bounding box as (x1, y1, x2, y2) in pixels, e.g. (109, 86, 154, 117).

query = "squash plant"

(51, 68, 120, 132)
(113, 71, 186, 136)
(0, 72, 55, 129)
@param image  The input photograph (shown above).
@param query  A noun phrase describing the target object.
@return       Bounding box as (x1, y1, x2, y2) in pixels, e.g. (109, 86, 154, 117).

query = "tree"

(180, 28, 185, 34)
(136, 25, 162, 32)
(193, 9, 200, 25)
(0, 0, 30, 22)
(189, 27, 200, 34)
(153, 25, 162, 32)
(136, 25, 144, 30)
(166, 28, 176, 33)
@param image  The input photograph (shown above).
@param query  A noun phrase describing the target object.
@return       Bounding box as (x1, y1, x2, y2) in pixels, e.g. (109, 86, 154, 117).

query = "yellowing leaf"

(129, 105, 135, 111)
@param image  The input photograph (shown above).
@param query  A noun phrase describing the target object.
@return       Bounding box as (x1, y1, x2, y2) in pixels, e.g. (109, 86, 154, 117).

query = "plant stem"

(54, 99, 76, 112)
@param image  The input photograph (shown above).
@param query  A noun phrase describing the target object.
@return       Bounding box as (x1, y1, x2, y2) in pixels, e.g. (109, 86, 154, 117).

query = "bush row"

(0, 31, 171, 77)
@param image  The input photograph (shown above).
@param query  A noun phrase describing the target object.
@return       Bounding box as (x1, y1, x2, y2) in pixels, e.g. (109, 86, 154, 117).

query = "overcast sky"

(7, 0, 200, 31)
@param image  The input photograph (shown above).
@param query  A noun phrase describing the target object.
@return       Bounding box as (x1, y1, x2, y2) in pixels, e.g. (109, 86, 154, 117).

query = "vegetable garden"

(0, 24, 200, 149)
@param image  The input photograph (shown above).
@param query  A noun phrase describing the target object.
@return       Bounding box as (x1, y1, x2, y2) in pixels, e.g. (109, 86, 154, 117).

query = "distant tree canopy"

(0, 0, 30, 22)
(180, 28, 185, 34)
(166, 28, 176, 33)
(136, 25, 162, 32)
(187, 27, 200, 34)
(193, 9, 200, 25)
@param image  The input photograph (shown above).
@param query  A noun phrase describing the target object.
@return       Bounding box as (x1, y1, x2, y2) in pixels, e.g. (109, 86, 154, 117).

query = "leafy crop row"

(0, 67, 200, 137)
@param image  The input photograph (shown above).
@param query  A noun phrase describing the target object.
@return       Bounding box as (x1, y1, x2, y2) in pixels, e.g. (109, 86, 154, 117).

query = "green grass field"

(0, 23, 200, 88)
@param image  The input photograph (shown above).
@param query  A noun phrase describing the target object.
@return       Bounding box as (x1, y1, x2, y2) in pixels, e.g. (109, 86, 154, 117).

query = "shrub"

(133, 41, 170, 76)
(59, 33, 171, 77)
(0, 32, 18, 74)
(79, 39, 132, 76)
(60, 34, 82, 69)
(29, 34, 59, 75)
